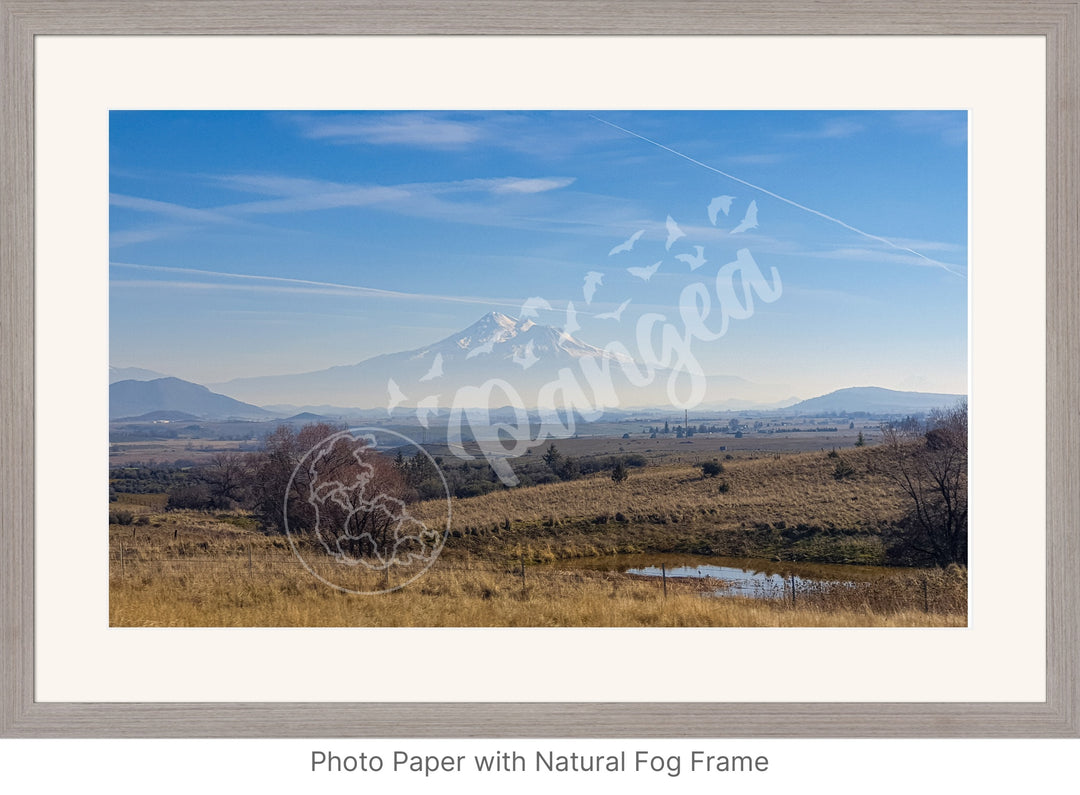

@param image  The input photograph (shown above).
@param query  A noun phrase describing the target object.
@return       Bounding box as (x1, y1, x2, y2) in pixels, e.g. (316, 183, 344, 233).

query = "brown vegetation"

(108, 421, 968, 626)
(109, 517, 964, 627)
(410, 446, 908, 565)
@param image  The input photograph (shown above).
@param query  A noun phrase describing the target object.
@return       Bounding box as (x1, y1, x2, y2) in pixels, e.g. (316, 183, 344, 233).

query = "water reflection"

(550, 553, 897, 599)
(627, 563, 805, 597)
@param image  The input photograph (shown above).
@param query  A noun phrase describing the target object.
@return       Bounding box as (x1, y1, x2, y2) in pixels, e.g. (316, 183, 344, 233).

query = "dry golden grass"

(108, 448, 964, 627)
(112, 492, 169, 510)
(406, 447, 907, 565)
(109, 518, 965, 627)
(420, 447, 902, 530)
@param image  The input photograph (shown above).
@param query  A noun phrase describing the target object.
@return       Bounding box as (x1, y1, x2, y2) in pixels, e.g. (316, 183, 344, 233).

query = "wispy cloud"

(888, 237, 965, 253)
(816, 246, 968, 274)
(780, 119, 865, 140)
(487, 177, 577, 194)
(123, 174, 576, 219)
(110, 193, 233, 224)
(111, 279, 372, 297)
(109, 262, 519, 306)
(295, 113, 485, 148)
(890, 112, 967, 146)
(113, 171, 588, 247)
(111, 225, 192, 247)
(288, 111, 624, 161)
(779, 284, 881, 305)
(224, 185, 412, 215)
(723, 153, 787, 166)
(209, 174, 355, 197)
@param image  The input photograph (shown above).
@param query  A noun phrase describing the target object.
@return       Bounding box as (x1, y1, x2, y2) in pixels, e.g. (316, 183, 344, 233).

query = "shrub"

(112, 510, 134, 525)
(457, 481, 499, 499)
(700, 460, 723, 478)
(832, 459, 856, 480)
(557, 456, 580, 481)
(166, 483, 216, 511)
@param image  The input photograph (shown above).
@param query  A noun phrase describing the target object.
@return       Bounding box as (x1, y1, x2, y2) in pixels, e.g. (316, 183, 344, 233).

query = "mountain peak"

(449, 311, 527, 350)
(212, 309, 635, 407)
(110, 376, 270, 420)
(473, 311, 522, 334)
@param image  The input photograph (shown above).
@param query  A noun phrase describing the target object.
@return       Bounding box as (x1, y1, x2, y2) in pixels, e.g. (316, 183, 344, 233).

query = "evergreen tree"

(542, 442, 562, 472)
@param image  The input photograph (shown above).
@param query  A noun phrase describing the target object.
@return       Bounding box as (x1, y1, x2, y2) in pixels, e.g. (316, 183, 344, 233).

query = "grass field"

(108, 515, 964, 627)
(108, 446, 966, 627)
(411, 445, 906, 565)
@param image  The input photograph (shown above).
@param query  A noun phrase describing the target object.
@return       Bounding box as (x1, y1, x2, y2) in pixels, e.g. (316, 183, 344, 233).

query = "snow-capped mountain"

(210, 312, 636, 409)
(425, 311, 631, 366)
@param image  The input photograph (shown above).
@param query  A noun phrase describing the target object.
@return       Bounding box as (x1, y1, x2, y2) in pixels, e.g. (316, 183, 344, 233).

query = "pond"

(550, 553, 902, 599)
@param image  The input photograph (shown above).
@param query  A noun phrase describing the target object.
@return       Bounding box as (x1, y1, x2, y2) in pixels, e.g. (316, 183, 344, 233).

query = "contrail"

(591, 115, 965, 278)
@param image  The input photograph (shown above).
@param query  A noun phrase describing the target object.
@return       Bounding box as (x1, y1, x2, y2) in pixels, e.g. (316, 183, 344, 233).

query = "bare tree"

(201, 452, 251, 507)
(877, 402, 967, 567)
(244, 424, 416, 564)
(246, 423, 345, 532)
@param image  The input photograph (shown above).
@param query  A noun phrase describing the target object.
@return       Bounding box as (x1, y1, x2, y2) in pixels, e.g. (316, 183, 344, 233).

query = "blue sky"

(110, 110, 967, 401)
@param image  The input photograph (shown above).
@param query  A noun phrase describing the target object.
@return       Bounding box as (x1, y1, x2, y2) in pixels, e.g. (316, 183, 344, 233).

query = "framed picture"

(2, 1, 1077, 738)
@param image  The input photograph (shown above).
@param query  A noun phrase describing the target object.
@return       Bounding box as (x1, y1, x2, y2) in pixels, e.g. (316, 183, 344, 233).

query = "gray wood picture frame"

(1, 0, 1077, 738)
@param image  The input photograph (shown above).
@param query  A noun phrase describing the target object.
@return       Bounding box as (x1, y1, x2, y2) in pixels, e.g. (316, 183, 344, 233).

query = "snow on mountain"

(210, 312, 637, 408)
(416, 312, 630, 365)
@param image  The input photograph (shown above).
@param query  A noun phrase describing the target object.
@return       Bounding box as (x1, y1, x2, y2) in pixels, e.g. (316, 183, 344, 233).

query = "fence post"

(520, 552, 526, 594)
(120, 543, 125, 578)
(661, 563, 667, 598)
(248, 545, 253, 576)
(922, 578, 929, 613)
(790, 573, 796, 608)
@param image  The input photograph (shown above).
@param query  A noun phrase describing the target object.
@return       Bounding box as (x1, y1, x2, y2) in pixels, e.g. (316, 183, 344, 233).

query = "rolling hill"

(788, 386, 965, 415)
(110, 377, 272, 420)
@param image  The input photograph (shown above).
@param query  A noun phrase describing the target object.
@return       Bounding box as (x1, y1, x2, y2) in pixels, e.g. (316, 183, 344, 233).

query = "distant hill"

(109, 365, 168, 384)
(116, 410, 202, 422)
(789, 386, 965, 415)
(109, 377, 271, 420)
(280, 412, 335, 424)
